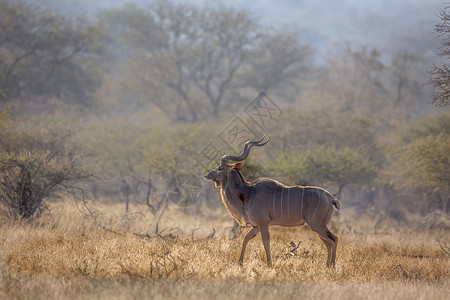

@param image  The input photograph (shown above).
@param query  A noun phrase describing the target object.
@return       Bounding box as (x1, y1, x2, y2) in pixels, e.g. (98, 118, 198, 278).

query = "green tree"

(267, 145, 378, 195)
(397, 134, 450, 191)
(402, 110, 450, 143)
(394, 112, 450, 213)
(396, 134, 450, 212)
(268, 109, 380, 162)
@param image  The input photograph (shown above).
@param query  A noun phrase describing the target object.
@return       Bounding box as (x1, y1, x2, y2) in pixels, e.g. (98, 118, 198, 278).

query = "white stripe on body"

(280, 188, 284, 218)
(311, 189, 321, 218)
(272, 185, 278, 218)
(287, 188, 291, 220)
(300, 188, 305, 220)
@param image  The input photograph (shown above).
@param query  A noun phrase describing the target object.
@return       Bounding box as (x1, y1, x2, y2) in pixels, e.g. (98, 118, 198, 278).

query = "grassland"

(0, 200, 449, 300)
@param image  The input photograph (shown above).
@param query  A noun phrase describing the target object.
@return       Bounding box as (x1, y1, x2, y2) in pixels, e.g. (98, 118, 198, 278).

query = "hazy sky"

(195, 0, 442, 62)
(33, 0, 444, 62)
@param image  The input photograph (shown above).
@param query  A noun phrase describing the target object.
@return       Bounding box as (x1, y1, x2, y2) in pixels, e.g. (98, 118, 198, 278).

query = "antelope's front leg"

(259, 224, 272, 266)
(239, 227, 260, 265)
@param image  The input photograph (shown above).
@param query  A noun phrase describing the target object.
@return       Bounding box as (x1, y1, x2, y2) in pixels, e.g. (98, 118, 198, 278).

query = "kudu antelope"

(204, 136, 340, 267)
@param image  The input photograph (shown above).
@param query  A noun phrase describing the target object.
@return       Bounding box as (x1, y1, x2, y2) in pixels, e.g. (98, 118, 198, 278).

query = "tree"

(103, 0, 312, 121)
(397, 134, 450, 191)
(390, 52, 423, 114)
(402, 110, 450, 143)
(267, 145, 378, 195)
(428, 5, 450, 106)
(124, 1, 260, 121)
(0, 0, 102, 104)
(241, 26, 312, 101)
(269, 109, 380, 162)
(307, 46, 387, 114)
(395, 111, 450, 213)
(396, 134, 450, 212)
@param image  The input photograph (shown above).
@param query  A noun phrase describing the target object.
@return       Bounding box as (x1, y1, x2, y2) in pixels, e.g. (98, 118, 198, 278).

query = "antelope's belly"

(269, 218, 306, 227)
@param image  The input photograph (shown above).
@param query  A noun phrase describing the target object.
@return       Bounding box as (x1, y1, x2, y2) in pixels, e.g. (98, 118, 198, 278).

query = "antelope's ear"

(233, 162, 244, 170)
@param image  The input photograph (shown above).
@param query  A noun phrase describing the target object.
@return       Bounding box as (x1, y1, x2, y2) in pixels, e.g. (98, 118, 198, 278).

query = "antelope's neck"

(220, 171, 251, 224)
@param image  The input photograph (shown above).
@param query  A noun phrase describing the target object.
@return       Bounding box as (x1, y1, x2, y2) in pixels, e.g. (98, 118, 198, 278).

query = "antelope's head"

(203, 135, 270, 188)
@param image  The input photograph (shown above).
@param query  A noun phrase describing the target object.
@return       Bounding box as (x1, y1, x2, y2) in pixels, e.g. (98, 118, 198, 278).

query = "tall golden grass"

(1, 200, 449, 299)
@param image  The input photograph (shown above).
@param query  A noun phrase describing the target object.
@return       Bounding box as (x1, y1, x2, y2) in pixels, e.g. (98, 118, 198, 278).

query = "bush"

(269, 109, 380, 161)
(0, 151, 91, 219)
(402, 111, 450, 143)
(75, 119, 220, 177)
(0, 0, 103, 104)
(267, 145, 378, 192)
(396, 133, 450, 192)
(0, 114, 92, 219)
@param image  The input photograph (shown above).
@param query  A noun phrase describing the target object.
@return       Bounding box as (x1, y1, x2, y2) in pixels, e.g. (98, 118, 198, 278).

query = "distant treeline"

(0, 0, 449, 220)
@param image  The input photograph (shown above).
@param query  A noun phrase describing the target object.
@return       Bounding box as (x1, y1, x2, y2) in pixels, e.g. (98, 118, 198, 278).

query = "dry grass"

(0, 200, 449, 299)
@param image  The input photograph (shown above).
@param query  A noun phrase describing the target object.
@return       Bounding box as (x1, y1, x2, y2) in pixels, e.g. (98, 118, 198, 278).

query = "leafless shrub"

(149, 251, 182, 279)
(429, 5, 450, 106)
(0, 128, 92, 219)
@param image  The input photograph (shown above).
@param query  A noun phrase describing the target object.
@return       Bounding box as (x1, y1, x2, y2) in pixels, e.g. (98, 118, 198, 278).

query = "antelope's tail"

(332, 198, 340, 210)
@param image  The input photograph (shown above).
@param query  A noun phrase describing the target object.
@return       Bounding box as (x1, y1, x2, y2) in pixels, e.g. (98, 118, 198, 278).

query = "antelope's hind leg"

(329, 230, 338, 267)
(310, 224, 338, 268)
(318, 236, 332, 267)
